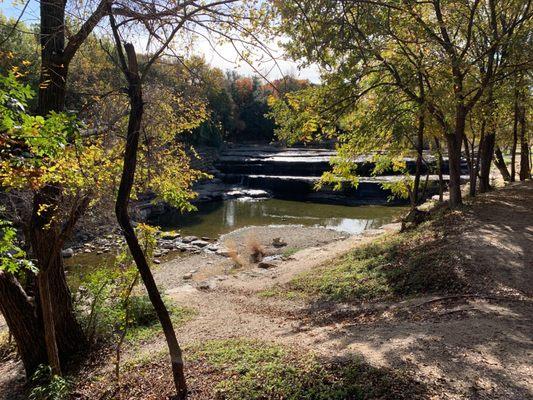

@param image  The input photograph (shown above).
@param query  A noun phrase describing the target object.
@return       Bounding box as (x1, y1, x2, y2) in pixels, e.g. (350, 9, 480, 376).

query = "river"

(150, 198, 406, 238)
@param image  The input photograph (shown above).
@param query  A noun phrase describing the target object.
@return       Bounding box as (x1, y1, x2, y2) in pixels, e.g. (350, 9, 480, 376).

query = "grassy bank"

(273, 217, 466, 303)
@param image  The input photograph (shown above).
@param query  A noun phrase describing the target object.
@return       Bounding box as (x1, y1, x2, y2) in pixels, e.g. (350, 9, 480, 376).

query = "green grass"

(258, 287, 302, 300)
(97, 339, 426, 399)
(287, 223, 463, 302)
(186, 339, 425, 400)
(282, 247, 299, 258)
(125, 303, 197, 343)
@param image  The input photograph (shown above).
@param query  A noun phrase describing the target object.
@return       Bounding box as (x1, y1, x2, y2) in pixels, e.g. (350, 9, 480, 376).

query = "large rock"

(206, 244, 219, 252)
(61, 248, 74, 258)
(258, 261, 278, 269)
(272, 237, 287, 248)
(160, 241, 175, 250)
(191, 240, 209, 248)
(182, 235, 198, 243)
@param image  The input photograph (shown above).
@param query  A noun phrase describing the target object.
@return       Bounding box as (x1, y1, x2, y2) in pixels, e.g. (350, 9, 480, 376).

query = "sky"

(0, 0, 321, 83)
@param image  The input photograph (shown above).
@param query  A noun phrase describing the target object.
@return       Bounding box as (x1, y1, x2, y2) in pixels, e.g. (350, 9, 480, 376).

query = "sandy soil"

(1, 181, 532, 400)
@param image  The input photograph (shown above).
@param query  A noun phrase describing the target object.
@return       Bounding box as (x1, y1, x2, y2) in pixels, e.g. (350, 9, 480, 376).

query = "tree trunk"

(411, 112, 424, 208)
(519, 103, 530, 180)
(463, 134, 476, 197)
(113, 41, 187, 400)
(29, 187, 86, 366)
(0, 271, 47, 377)
(27, 0, 86, 373)
(37, 0, 68, 115)
(434, 138, 445, 202)
(494, 146, 511, 181)
(37, 271, 61, 376)
(511, 92, 519, 181)
(446, 113, 464, 208)
(479, 131, 495, 193)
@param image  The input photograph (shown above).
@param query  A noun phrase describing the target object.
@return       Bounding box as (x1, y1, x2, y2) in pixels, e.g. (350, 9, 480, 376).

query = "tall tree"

(0, 0, 108, 375)
(273, 0, 532, 206)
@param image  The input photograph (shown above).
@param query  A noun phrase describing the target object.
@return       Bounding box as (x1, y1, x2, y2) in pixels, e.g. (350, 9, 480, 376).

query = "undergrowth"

(102, 339, 427, 400)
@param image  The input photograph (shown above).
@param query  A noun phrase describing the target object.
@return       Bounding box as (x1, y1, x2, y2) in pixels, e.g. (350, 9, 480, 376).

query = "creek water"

(66, 199, 405, 288)
(151, 198, 406, 238)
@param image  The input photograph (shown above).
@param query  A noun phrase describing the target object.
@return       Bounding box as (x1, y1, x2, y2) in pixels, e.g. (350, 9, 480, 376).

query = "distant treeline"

(0, 13, 310, 146)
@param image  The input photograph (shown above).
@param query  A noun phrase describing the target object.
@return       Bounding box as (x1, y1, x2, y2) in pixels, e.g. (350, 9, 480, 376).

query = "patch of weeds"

(29, 365, 71, 400)
(76, 224, 197, 345)
(80, 339, 426, 400)
(288, 224, 464, 302)
(125, 301, 197, 343)
(188, 339, 426, 400)
(258, 286, 304, 300)
(121, 348, 168, 372)
(282, 247, 299, 258)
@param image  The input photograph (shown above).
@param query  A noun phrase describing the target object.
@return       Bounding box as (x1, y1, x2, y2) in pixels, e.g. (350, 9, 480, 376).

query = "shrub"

(29, 365, 71, 400)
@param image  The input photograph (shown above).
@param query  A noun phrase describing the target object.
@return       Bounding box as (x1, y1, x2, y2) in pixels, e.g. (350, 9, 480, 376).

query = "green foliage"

(0, 213, 35, 273)
(29, 365, 71, 400)
(77, 224, 195, 343)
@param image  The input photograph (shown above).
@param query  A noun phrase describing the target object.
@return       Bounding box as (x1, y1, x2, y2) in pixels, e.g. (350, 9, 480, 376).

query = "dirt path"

(153, 181, 532, 400)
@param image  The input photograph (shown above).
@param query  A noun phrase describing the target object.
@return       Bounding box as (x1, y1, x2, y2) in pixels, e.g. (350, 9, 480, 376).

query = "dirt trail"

(158, 181, 533, 399)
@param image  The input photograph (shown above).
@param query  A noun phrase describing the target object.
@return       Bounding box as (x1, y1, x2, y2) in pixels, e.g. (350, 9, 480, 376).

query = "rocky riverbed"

(152, 225, 349, 291)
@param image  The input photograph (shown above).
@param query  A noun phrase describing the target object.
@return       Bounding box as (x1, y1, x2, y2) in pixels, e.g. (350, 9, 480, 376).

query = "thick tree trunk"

(411, 113, 424, 208)
(446, 111, 464, 207)
(479, 131, 495, 193)
(113, 42, 187, 399)
(434, 138, 445, 202)
(29, 187, 86, 367)
(494, 146, 511, 182)
(38, 0, 68, 115)
(511, 93, 519, 182)
(26, 0, 86, 373)
(519, 104, 530, 180)
(37, 271, 61, 375)
(0, 271, 47, 377)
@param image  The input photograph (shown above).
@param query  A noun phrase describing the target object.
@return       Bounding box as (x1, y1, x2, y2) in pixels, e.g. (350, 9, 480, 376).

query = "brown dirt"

(1, 181, 532, 399)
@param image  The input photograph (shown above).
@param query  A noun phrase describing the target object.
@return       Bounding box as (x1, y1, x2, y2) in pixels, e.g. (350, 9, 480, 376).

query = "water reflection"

(154, 198, 406, 238)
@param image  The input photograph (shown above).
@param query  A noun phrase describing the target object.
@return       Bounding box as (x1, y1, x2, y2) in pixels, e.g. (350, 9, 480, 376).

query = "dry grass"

(223, 239, 246, 268)
(0, 331, 16, 361)
(245, 233, 265, 264)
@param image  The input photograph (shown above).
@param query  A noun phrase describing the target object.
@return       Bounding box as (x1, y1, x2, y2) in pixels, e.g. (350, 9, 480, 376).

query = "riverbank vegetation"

(0, 0, 531, 399)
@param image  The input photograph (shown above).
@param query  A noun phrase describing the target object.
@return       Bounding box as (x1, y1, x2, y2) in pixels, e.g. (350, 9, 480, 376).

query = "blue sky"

(0, 0, 320, 82)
